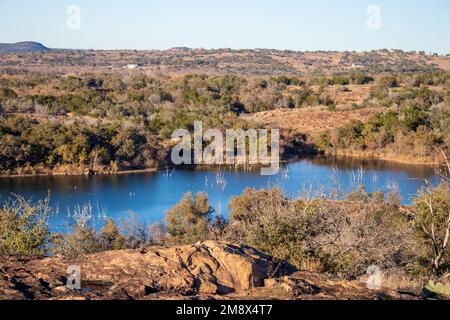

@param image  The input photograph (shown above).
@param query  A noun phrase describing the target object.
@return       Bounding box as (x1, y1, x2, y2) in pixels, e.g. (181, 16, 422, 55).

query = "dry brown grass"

(243, 106, 387, 135)
(359, 272, 425, 294)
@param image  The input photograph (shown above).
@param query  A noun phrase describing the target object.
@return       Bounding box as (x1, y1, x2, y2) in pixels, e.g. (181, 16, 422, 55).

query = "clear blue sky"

(1, 0, 449, 53)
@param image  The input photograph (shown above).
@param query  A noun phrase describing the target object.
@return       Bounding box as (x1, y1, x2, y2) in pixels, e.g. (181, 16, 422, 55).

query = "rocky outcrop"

(0, 241, 416, 300)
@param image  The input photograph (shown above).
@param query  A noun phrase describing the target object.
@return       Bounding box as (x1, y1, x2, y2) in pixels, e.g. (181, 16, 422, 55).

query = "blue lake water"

(0, 157, 440, 230)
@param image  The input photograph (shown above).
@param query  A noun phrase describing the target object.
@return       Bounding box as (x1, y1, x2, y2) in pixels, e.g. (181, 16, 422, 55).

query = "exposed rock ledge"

(0, 241, 416, 300)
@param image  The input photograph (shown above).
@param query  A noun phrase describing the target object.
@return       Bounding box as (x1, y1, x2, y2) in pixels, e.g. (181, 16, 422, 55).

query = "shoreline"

(326, 150, 441, 167)
(0, 167, 158, 178)
(0, 153, 440, 178)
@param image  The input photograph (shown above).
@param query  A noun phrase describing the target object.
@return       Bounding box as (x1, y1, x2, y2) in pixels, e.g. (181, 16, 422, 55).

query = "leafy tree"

(400, 106, 430, 131)
(100, 218, 127, 250)
(338, 120, 365, 148)
(0, 134, 29, 170)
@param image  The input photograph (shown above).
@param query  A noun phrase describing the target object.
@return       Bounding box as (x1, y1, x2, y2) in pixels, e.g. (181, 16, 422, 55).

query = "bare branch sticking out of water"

(215, 169, 228, 191)
(67, 202, 108, 229)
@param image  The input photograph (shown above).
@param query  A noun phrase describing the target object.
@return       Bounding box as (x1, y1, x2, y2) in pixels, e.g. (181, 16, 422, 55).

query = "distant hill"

(0, 44, 448, 74)
(170, 47, 192, 51)
(0, 41, 50, 53)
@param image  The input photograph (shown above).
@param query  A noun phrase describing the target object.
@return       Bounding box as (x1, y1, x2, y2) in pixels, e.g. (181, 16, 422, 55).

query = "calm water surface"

(0, 157, 440, 230)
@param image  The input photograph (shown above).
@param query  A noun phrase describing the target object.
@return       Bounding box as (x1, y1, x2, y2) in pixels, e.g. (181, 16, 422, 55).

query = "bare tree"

(411, 182, 450, 273)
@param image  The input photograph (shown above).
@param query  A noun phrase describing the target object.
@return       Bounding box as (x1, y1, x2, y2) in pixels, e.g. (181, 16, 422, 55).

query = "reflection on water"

(310, 155, 438, 178)
(0, 157, 441, 230)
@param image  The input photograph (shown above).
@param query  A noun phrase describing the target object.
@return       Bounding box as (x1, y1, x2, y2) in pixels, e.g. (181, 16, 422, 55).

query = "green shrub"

(379, 75, 400, 88)
(338, 120, 365, 148)
(100, 218, 127, 251)
(50, 226, 102, 258)
(165, 192, 214, 245)
(332, 76, 350, 86)
(0, 196, 50, 255)
(351, 73, 374, 85)
(422, 280, 450, 299)
(400, 106, 430, 131)
(327, 104, 336, 111)
(227, 188, 314, 268)
(317, 131, 332, 150)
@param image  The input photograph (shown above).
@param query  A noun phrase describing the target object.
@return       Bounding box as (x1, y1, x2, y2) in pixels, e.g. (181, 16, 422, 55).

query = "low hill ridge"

(0, 41, 50, 53)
